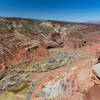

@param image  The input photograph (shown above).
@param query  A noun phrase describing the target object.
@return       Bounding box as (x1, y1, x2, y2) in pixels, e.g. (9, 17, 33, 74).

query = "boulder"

(93, 63, 100, 78)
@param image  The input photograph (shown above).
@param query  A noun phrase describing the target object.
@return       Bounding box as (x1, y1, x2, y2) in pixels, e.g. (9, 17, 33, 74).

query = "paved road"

(26, 45, 95, 100)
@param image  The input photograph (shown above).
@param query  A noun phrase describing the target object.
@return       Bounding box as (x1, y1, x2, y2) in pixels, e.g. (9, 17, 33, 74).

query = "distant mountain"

(87, 20, 100, 24)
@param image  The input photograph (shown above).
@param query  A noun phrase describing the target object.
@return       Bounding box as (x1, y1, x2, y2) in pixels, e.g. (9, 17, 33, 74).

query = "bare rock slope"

(0, 17, 100, 100)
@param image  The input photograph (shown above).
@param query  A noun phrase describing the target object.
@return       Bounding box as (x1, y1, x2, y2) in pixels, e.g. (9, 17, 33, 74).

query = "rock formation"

(0, 17, 100, 100)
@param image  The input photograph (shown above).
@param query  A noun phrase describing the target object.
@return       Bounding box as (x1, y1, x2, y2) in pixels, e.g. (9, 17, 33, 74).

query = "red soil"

(30, 44, 100, 100)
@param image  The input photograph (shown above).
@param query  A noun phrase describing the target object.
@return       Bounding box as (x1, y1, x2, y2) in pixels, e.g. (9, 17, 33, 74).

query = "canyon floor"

(0, 17, 100, 100)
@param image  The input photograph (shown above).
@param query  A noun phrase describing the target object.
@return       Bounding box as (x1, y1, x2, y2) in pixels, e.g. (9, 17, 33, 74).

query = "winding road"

(26, 44, 96, 100)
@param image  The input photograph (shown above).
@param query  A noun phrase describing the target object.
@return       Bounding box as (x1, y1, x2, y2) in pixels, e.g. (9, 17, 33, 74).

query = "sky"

(0, 0, 100, 22)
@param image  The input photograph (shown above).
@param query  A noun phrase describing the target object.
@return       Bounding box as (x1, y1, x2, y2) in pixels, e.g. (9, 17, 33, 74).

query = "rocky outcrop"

(84, 84, 100, 100)
(93, 63, 100, 78)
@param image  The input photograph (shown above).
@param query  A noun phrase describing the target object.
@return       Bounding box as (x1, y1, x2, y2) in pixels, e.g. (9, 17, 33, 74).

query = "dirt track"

(27, 44, 100, 100)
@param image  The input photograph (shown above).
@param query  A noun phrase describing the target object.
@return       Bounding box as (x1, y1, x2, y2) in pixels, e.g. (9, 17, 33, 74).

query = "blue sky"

(0, 0, 100, 22)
